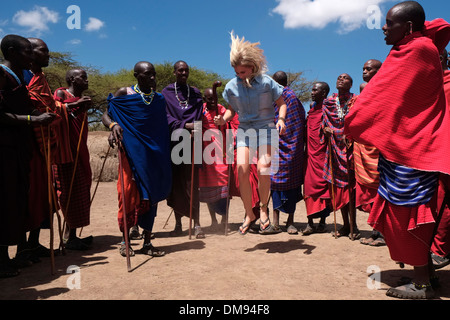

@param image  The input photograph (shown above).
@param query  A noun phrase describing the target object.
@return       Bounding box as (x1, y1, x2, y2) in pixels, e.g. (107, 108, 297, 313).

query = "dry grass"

(88, 131, 118, 182)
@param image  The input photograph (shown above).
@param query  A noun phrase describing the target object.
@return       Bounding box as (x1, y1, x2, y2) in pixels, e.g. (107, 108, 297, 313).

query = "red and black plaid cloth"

(321, 92, 354, 188)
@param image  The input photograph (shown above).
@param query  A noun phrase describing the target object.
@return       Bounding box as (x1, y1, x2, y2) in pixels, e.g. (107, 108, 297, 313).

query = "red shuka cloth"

(345, 19, 450, 266)
(304, 102, 330, 200)
(52, 88, 92, 229)
(304, 102, 331, 216)
(431, 71, 450, 257)
(26, 72, 60, 231)
(198, 104, 229, 188)
(345, 19, 450, 174)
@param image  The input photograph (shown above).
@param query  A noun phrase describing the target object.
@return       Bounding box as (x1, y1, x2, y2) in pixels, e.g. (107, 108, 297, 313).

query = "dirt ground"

(1, 133, 450, 302)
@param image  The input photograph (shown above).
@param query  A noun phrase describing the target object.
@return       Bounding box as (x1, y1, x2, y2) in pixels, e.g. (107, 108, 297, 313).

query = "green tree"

(284, 71, 315, 103)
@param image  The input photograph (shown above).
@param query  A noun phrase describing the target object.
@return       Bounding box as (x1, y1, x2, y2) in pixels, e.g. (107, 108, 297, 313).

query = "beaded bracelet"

(109, 122, 118, 130)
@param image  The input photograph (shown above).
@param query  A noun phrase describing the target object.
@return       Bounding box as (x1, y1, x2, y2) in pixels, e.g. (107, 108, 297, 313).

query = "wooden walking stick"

(79, 144, 112, 237)
(163, 209, 174, 230)
(90, 144, 111, 206)
(40, 124, 55, 274)
(328, 138, 338, 240)
(118, 144, 132, 272)
(47, 123, 56, 274)
(211, 80, 232, 236)
(189, 137, 195, 240)
(63, 112, 88, 236)
(40, 126, 66, 258)
(346, 142, 356, 241)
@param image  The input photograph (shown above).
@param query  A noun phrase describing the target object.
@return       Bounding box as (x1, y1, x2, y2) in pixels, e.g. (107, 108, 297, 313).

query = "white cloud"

(12, 6, 59, 34)
(85, 17, 105, 32)
(68, 39, 82, 45)
(272, 0, 393, 34)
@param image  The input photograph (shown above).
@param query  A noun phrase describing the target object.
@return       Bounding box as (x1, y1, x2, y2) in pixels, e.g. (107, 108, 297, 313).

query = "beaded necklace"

(174, 82, 190, 109)
(134, 84, 155, 105)
(336, 96, 350, 121)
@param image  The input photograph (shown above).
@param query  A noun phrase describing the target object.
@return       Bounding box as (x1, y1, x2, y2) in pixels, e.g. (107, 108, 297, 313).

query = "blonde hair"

(229, 31, 267, 87)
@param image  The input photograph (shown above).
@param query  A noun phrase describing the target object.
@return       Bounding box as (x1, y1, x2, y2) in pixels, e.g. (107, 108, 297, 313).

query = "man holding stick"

(0, 35, 55, 277)
(303, 82, 331, 235)
(15, 38, 62, 267)
(103, 61, 171, 258)
(53, 69, 93, 251)
(321, 73, 358, 240)
(162, 61, 204, 239)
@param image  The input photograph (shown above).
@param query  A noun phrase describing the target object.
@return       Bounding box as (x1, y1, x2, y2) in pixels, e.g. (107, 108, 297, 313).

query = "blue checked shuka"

(271, 86, 306, 191)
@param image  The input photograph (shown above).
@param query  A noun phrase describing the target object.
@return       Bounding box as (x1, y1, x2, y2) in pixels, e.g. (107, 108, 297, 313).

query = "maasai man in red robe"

(16, 38, 61, 265)
(303, 82, 331, 235)
(0, 35, 55, 278)
(53, 69, 93, 251)
(345, 1, 450, 299)
(350, 59, 386, 247)
(431, 48, 450, 270)
(199, 88, 231, 231)
(321, 73, 358, 240)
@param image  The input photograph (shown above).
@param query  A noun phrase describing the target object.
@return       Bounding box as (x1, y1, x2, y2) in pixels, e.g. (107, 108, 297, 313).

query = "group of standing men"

(0, 35, 94, 278)
(2, 0, 450, 301)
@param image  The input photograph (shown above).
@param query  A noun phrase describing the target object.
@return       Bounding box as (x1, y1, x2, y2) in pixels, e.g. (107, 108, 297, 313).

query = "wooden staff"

(118, 144, 132, 272)
(47, 121, 56, 274)
(79, 144, 112, 237)
(212, 81, 231, 236)
(40, 124, 55, 274)
(65, 112, 87, 214)
(63, 112, 87, 238)
(189, 138, 195, 240)
(163, 209, 174, 230)
(90, 144, 111, 206)
(40, 126, 66, 257)
(346, 142, 355, 241)
(328, 138, 338, 240)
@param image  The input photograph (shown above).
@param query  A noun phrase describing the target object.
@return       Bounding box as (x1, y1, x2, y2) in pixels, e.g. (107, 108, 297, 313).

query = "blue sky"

(1, 0, 449, 103)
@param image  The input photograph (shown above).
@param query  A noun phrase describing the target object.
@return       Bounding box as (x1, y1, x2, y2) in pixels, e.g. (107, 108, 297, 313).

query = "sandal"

(259, 217, 276, 234)
(0, 261, 20, 278)
(287, 224, 298, 235)
(349, 229, 361, 240)
(331, 226, 350, 238)
(369, 237, 386, 247)
(130, 226, 143, 240)
(119, 242, 135, 257)
(316, 223, 327, 233)
(65, 237, 90, 251)
(140, 243, 165, 257)
(32, 244, 52, 257)
(302, 224, 316, 236)
(170, 225, 183, 237)
(386, 282, 435, 300)
(239, 219, 255, 235)
(431, 253, 450, 270)
(195, 226, 206, 239)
